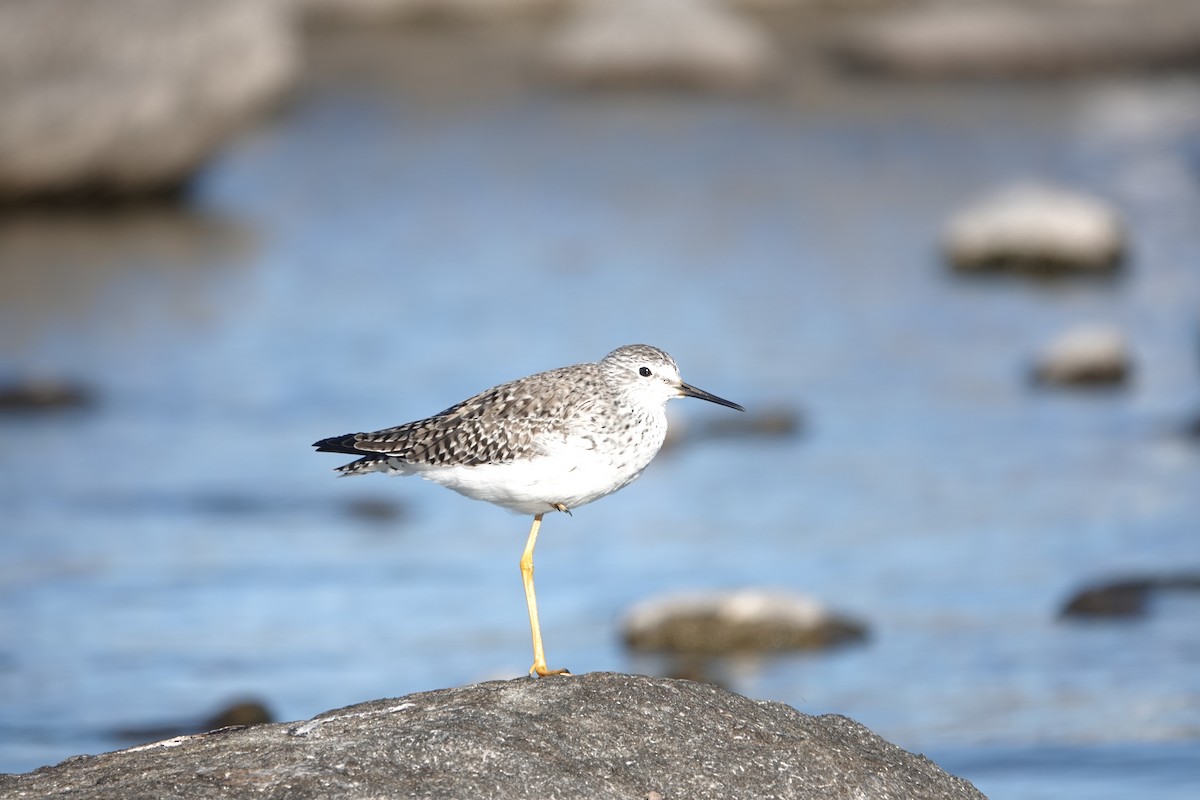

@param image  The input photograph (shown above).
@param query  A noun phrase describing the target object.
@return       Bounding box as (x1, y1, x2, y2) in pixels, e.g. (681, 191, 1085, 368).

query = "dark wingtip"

(312, 433, 364, 454)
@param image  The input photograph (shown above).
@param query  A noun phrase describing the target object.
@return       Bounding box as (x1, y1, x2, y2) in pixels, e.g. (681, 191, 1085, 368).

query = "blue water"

(1, 51, 1198, 798)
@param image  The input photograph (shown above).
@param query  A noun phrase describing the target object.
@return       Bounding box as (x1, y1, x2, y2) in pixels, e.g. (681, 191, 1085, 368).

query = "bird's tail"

(332, 456, 390, 477)
(313, 433, 390, 476)
(312, 433, 363, 455)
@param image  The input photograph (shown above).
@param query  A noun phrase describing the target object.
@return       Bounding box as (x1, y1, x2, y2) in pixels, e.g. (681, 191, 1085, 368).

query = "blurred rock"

(0, 376, 94, 412)
(1032, 325, 1132, 388)
(663, 405, 802, 450)
(5, 674, 985, 799)
(1186, 410, 1200, 441)
(1060, 574, 1200, 619)
(944, 182, 1125, 275)
(623, 589, 868, 654)
(342, 495, 407, 523)
(647, 654, 732, 687)
(114, 699, 274, 744)
(830, 1, 1200, 77)
(300, 0, 566, 24)
(695, 405, 802, 440)
(204, 700, 274, 731)
(542, 0, 775, 90)
(1060, 580, 1149, 618)
(0, 0, 298, 201)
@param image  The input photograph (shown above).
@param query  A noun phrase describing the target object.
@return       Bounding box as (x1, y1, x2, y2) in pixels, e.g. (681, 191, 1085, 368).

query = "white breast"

(413, 422, 666, 516)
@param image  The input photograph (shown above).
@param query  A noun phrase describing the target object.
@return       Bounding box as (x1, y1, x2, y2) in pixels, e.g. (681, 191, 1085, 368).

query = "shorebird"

(314, 344, 744, 676)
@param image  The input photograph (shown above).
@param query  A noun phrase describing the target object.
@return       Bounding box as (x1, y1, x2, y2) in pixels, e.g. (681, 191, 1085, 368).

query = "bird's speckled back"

(327, 344, 679, 474)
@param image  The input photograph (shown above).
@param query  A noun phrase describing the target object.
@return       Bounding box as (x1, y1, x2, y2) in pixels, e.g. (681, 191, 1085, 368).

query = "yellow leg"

(520, 513, 569, 677)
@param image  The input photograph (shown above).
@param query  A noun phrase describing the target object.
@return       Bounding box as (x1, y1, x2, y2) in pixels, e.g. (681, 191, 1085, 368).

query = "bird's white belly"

(413, 448, 651, 516)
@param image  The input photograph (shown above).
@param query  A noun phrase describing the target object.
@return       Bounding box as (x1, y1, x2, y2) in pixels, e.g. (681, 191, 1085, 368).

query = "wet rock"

(0, 377, 94, 412)
(1032, 325, 1132, 388)
(623, 589, 868, 655)
(1, 673, 985, 799)
(830, 1, 1200, 77)
(542, 0, 775, 90)
(1060, 574, 1200, 619)
(663, 405, 802, 450)
(943, 183, 1125, 275)
(0, 0, 298, 201)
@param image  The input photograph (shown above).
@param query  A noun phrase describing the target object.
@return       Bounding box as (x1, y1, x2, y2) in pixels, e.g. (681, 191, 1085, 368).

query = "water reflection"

(0, 207, 252, 359)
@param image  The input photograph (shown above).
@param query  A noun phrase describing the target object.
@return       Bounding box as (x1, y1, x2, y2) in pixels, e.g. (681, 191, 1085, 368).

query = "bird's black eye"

(639, 366, 652, 377)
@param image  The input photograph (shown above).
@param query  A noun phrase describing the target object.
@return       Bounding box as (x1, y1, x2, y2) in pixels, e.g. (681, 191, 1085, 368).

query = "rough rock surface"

(0, 673, 986, 799)
(0, 0, 297, 200)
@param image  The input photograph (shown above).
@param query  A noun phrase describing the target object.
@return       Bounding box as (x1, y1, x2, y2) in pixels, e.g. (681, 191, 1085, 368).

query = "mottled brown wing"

(345, 364, 604, 468)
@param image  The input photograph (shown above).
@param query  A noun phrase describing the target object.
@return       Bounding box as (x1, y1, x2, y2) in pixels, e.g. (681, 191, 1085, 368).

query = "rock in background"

(0, 0, 299, 201)
(0, 375, 93, 412)
(1032, 325, 1132, 388)
(830, 0, 1200, 77)
(1059, 574, 1200, 619)
(662, 404, 803, 451)
(623, 589, 868, 654)
(943, 182, 1125, 275)
(299, 0, 568, 23)
(542, 0, 776, 90)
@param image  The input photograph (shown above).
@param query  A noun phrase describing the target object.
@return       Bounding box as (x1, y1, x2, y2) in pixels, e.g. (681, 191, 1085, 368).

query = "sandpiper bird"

(313, 344, 744, 676)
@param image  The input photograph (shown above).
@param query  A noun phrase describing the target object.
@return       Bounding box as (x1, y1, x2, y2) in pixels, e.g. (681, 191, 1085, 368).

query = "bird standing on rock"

(314, 344, 744, 676)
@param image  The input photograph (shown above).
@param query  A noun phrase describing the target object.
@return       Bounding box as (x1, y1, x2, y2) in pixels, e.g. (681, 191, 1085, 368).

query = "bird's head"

(600, 344, 744, 412)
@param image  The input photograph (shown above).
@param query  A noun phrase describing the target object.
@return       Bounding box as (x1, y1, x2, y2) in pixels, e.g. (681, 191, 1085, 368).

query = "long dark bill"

(679, 382, 745, 412)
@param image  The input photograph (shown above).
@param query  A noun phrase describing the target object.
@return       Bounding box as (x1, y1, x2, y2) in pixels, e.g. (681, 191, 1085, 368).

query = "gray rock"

(1187, 409, 1200, 441)
(542, 0, 775, 90)
(0, 0, 298, 200)
(623, 589, 868, 654)
(943, 183, 1125, 275)
(1060, 580, 1151, 618)
(830, 0, 1200, 77)
(1060, 573, 1200, 619)
(662, 405, 803, 451)
(0, 376, 93, 412)
(1032, 325, 1132, 387)
(0, 673, 986, 799)
(299, 0, 566, 24)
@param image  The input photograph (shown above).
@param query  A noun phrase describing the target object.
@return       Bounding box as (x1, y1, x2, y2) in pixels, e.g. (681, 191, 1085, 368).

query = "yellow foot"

(529, 663, 571, 677)
(550, 502, 571, 515)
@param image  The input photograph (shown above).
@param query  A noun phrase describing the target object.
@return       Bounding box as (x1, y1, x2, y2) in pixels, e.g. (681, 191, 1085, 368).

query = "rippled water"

(1, 49, 1199, 797)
